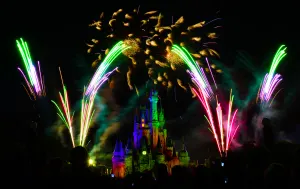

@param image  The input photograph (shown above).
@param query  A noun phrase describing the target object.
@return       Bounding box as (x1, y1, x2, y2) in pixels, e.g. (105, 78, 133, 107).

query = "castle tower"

(156, 138, 165, 164)
(125, 138, 133, 175)
(139, 137, 152, 172)
(133, 106, 151, 149)
(167, 145, 180, 175)
(140, 107, 151, 146)
(133, 110, 139, 148)
(149, 90, 159, 149)
(112, 140, 125, 178)
(178, 137, 190, 167)
(158, 109, 167, 149)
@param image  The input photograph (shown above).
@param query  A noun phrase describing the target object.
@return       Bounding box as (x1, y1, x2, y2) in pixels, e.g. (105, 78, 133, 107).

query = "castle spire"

(125, 138, 133, 155)
(113, 140, 124, 156)
(172, 145, 177, 157)
(181, 137, 187, 152)
(112, 140, 125, 178)
(134, 108, 138, 123)
(158, 108, 165, 123)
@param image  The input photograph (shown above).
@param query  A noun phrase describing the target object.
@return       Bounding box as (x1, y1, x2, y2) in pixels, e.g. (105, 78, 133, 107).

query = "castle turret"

(178, 137, 190, 167)
(149, 90, 159, 149)
(125, 138, 133, 175)
(112, 140, 125, 178)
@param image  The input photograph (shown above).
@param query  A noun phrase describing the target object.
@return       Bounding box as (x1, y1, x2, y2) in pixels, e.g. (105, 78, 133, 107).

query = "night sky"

(7, 0, 300, 160)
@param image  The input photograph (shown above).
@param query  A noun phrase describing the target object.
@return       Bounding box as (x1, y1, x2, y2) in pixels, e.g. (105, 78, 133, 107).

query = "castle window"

(141, 119, 145, 127)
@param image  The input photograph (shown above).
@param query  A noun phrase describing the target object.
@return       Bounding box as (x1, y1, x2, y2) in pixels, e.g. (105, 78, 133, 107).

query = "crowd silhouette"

(13, 118, 300, 189)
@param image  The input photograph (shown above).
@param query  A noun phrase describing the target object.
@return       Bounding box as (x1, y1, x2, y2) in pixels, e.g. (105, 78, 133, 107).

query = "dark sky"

(6, 0, 300, 158)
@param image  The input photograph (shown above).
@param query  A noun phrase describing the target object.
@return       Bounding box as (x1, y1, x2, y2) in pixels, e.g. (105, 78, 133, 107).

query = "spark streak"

(16, 38, 46, 99)
(79, 68, 118, 146)
(85, 41, 130, 96)
(193, 88, 239, 156)
(258, 45, 287, 107)
(51, 85, 75, 148)
(172, 45, 213, 99)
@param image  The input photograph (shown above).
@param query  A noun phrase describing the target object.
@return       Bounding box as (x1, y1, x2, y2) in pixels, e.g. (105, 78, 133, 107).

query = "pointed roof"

(180, 137, 187, 152)
(125, 138, 133, 152)
(172, 145, 177, 157)
(159, 109, 165, 122)
(113, 140, 124, 155)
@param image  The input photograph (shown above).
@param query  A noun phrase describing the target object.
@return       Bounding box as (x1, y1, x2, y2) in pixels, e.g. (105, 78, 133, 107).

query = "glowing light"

(88, 158, 95, 166)
(142, 150, 147, 155)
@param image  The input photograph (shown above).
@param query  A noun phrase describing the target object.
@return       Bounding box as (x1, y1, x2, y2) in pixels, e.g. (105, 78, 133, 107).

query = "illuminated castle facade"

(112, 90, 190, 177)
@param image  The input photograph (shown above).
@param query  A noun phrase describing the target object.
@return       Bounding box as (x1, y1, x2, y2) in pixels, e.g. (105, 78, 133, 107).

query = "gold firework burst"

(122, 38, 140, 57)
(166, 52, 183, 66)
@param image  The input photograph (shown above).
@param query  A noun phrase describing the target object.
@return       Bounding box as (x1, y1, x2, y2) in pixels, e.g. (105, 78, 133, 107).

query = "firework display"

(171, 44, 239, 155)
(17, 38, 46, 100)
(87, 8, 221, 90)
(257, 45, 287, 108)
(15, 7, 294, 161)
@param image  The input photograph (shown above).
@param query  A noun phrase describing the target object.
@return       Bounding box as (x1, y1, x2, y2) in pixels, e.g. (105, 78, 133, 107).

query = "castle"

(112, 90, 190, 178)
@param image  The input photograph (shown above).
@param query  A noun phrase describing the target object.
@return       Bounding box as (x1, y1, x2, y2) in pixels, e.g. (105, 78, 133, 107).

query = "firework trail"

(16, 38, 46, 100)
(80, 88, 96, 147)
(171, 44, 213, 99)
(258, 45, 287, 108)
(85, 41, 130, 96)
(51, 69, 75, 147)
(205, 57, 218, 89)
(80, 67, 117, 146)
(193, 88, 239, 156)
(82, 41, 127, 147)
